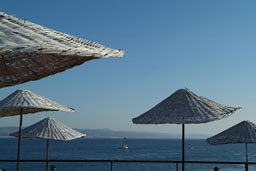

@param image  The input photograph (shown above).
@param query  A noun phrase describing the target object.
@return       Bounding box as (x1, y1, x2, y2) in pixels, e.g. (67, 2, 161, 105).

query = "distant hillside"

(76, 128, 180, 139)
(0, 127, 17, 137)
(0, 127, 207, 139)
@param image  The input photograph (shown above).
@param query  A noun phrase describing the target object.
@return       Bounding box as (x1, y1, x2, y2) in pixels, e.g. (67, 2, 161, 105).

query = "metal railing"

(0, 159, 254, 171)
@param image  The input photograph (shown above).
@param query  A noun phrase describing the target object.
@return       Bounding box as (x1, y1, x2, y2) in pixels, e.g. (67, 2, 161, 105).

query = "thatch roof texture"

(0, 89, 74, 117)
(133, 88, 240, 124)
(0, 12, 124, 88)
(10, 117, 85, 141)
(207, 120, 256, 145)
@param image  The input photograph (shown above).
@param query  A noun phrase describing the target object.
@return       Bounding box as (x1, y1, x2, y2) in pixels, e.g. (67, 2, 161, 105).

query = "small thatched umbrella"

(133, 88, 241, 171)
(10, 117, 85, 171)
(0, 89, 74, 171)
(207, 120, 256, 171)
(0, 12, 124, 88)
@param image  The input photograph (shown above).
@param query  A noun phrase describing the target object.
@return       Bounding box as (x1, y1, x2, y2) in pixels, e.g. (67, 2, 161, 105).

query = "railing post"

(245, 143, 248, 171)
(176, 162, 179, 171)
(110, 161, 113, 171)
(245, 163, 248, 171)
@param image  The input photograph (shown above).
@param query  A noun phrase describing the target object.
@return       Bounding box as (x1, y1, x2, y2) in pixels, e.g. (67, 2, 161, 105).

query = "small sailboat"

(119, 137, 128, 149)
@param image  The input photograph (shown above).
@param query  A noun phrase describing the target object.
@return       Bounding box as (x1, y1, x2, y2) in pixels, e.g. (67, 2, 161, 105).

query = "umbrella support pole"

(245, 143, 248, 171)
(182, 124, 185, 171)
(46, 140, 49, 171)
(17, 109, 23, 171)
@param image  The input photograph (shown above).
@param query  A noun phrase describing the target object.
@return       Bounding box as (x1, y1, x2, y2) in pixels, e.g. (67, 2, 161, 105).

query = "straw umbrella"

(0, 89, 74, 171)
(132, 88, 241, 171)
(207, 120, 256, 171)
(0, 12, 124, 88)
(10, 117, 85, 171)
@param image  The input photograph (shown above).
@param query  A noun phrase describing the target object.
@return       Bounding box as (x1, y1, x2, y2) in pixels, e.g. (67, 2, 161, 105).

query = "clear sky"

(0, 0, 256, 137)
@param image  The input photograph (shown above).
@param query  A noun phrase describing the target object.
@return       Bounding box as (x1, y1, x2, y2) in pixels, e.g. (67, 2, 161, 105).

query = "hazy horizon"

(0, 126, 209, 139)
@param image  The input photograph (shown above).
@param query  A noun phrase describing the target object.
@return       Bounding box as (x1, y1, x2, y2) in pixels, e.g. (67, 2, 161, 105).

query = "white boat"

(120, 144, 128, 149)
(119, 137, 128, 149)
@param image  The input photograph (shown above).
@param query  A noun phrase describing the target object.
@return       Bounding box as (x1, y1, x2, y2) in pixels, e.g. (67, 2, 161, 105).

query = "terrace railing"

(0, 159, 254, 171)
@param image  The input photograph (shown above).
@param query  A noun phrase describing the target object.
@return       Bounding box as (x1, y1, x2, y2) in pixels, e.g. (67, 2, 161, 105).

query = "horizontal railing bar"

(0, 159, 254, 165)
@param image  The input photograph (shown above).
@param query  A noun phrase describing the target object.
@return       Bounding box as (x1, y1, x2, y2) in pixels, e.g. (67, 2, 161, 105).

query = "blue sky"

(0, 0, 256, 137)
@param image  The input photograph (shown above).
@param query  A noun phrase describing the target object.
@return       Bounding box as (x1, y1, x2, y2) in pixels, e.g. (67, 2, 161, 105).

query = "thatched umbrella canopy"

(10, 117, 85, 171)
(133, 88, 241, 171)
(0, 89, 74, 171)
(207, 120, 256, 171)
(0, 12, 124, 88)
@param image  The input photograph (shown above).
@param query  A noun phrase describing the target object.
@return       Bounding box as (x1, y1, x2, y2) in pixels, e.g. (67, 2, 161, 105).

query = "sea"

(0, 138, 255, 171)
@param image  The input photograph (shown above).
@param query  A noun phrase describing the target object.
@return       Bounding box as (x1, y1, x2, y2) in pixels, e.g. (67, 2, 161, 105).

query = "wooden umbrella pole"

(182, 123, 185, 171)
(17, 108, 23, 171)
(245, 143, 248, 171)
(46, 139, 49, 171)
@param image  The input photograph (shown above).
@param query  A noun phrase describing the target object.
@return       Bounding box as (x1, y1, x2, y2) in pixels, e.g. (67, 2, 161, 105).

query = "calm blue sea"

(0, 138, 255, 171)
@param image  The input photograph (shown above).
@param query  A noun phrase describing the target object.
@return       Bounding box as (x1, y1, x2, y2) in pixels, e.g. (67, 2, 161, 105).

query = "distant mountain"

(76, 128, 180, 139)
(0, 127, 17, 138)
(0, 127, 207, 139)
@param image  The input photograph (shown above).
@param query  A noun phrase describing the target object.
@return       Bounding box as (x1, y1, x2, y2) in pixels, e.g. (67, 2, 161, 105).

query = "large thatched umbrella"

(132, 88, 241, 171)
(207, 120, 256, 171)
(0, 12, 124, 88)
(0, 89, 74, 171)
(10, 117, 85, 171)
